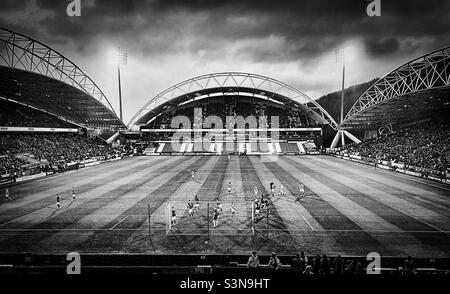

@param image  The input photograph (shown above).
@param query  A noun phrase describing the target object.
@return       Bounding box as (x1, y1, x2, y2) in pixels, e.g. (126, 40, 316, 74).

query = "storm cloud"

(0, 0, 449, 123)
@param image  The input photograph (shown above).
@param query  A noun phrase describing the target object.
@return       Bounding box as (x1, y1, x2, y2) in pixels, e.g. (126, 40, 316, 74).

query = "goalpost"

(166, 200, 255, 236)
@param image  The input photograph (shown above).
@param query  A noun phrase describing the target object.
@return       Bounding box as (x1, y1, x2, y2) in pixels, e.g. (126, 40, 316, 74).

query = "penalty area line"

(301, 215, 315, 231)
(109, 215, 129, 230)
(0, 212, 42, 228)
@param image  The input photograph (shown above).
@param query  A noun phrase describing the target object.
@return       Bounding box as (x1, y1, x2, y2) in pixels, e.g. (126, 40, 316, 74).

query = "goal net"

(166, 200, 255, 236)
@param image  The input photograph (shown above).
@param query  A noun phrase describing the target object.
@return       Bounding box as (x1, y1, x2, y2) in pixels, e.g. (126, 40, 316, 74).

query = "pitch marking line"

(301, 215, 315, 231)
(109, 216, 129, 230)
(392, 209, 446, 233)
(0, 214, 32, 228)
(0, 202, 77, 228)
(0, 206, 54, 228)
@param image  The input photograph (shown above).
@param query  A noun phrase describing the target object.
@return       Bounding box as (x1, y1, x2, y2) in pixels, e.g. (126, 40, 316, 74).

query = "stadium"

(0, 25, 449, 276)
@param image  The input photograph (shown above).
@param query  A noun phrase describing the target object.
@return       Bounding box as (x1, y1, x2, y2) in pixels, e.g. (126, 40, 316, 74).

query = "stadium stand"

(0, 133, 124, 177)
(0, 154, 26, 176)
(279, 142, 300, 153)
(303, 141, 320, 154)
(146, 100, 315, 130)
(161, 142, 176, 153)
(342, 121, 449, 173)
(148, 141, 315, 155)
(253, 142, 269, 153)
(203, 142, 212, 153)
(0, 99, 76, 128)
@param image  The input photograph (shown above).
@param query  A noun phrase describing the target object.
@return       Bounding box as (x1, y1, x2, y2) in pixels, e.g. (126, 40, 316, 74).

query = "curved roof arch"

(0, 27, 125, 129)
(129, 72, 339, 129)
(341, 46, 450, 128)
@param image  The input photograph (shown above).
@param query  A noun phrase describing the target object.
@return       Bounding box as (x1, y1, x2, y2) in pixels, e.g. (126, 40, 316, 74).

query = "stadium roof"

(0, 27, 125, 129)
(129, 72, 339, 130)
(341, 46, 450, 129)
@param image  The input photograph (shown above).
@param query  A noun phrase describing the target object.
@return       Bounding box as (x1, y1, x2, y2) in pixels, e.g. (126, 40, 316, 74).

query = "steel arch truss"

(129, 72, 339, 129)
(342, 46, 450, 127)
(0, 27, 117, 116)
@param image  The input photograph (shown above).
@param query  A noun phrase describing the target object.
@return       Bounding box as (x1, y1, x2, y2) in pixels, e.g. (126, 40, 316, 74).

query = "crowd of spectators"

(148, 102, 317, 130)
(246, 252, 426, 275)
(0, 100, 75, 128)
(342, 121, 449, 173)
(247, 252, 363, 274)
(0, 133, 123, 176)
(0, 155, 28, 176)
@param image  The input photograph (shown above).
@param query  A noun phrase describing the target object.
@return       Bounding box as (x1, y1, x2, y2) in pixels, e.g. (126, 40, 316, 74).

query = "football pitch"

(0, 155, 449, 257)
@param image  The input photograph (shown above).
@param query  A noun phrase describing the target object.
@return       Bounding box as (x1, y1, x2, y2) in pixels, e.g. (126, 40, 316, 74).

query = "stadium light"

(335, 48, 345, 124)
(116, 47, 128, 123)
(330, 47, 361, 149)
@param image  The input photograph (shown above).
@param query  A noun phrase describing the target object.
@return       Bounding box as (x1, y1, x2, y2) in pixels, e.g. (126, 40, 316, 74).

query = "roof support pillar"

(330, 129, 361, 148)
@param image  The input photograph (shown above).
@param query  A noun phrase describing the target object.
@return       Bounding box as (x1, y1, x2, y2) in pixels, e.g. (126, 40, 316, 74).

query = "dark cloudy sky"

(1, 0, 449, 124)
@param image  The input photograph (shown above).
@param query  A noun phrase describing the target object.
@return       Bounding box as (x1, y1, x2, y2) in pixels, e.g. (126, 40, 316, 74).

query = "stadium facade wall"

(0, 155, 130, 187)
(0, 127, 79, 133)
(329, 153, 449, 185)
(15, 172, 47, 183)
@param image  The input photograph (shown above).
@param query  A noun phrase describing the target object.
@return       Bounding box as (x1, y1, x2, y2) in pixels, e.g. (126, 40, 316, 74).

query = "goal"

(166, 200, 255, 236)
